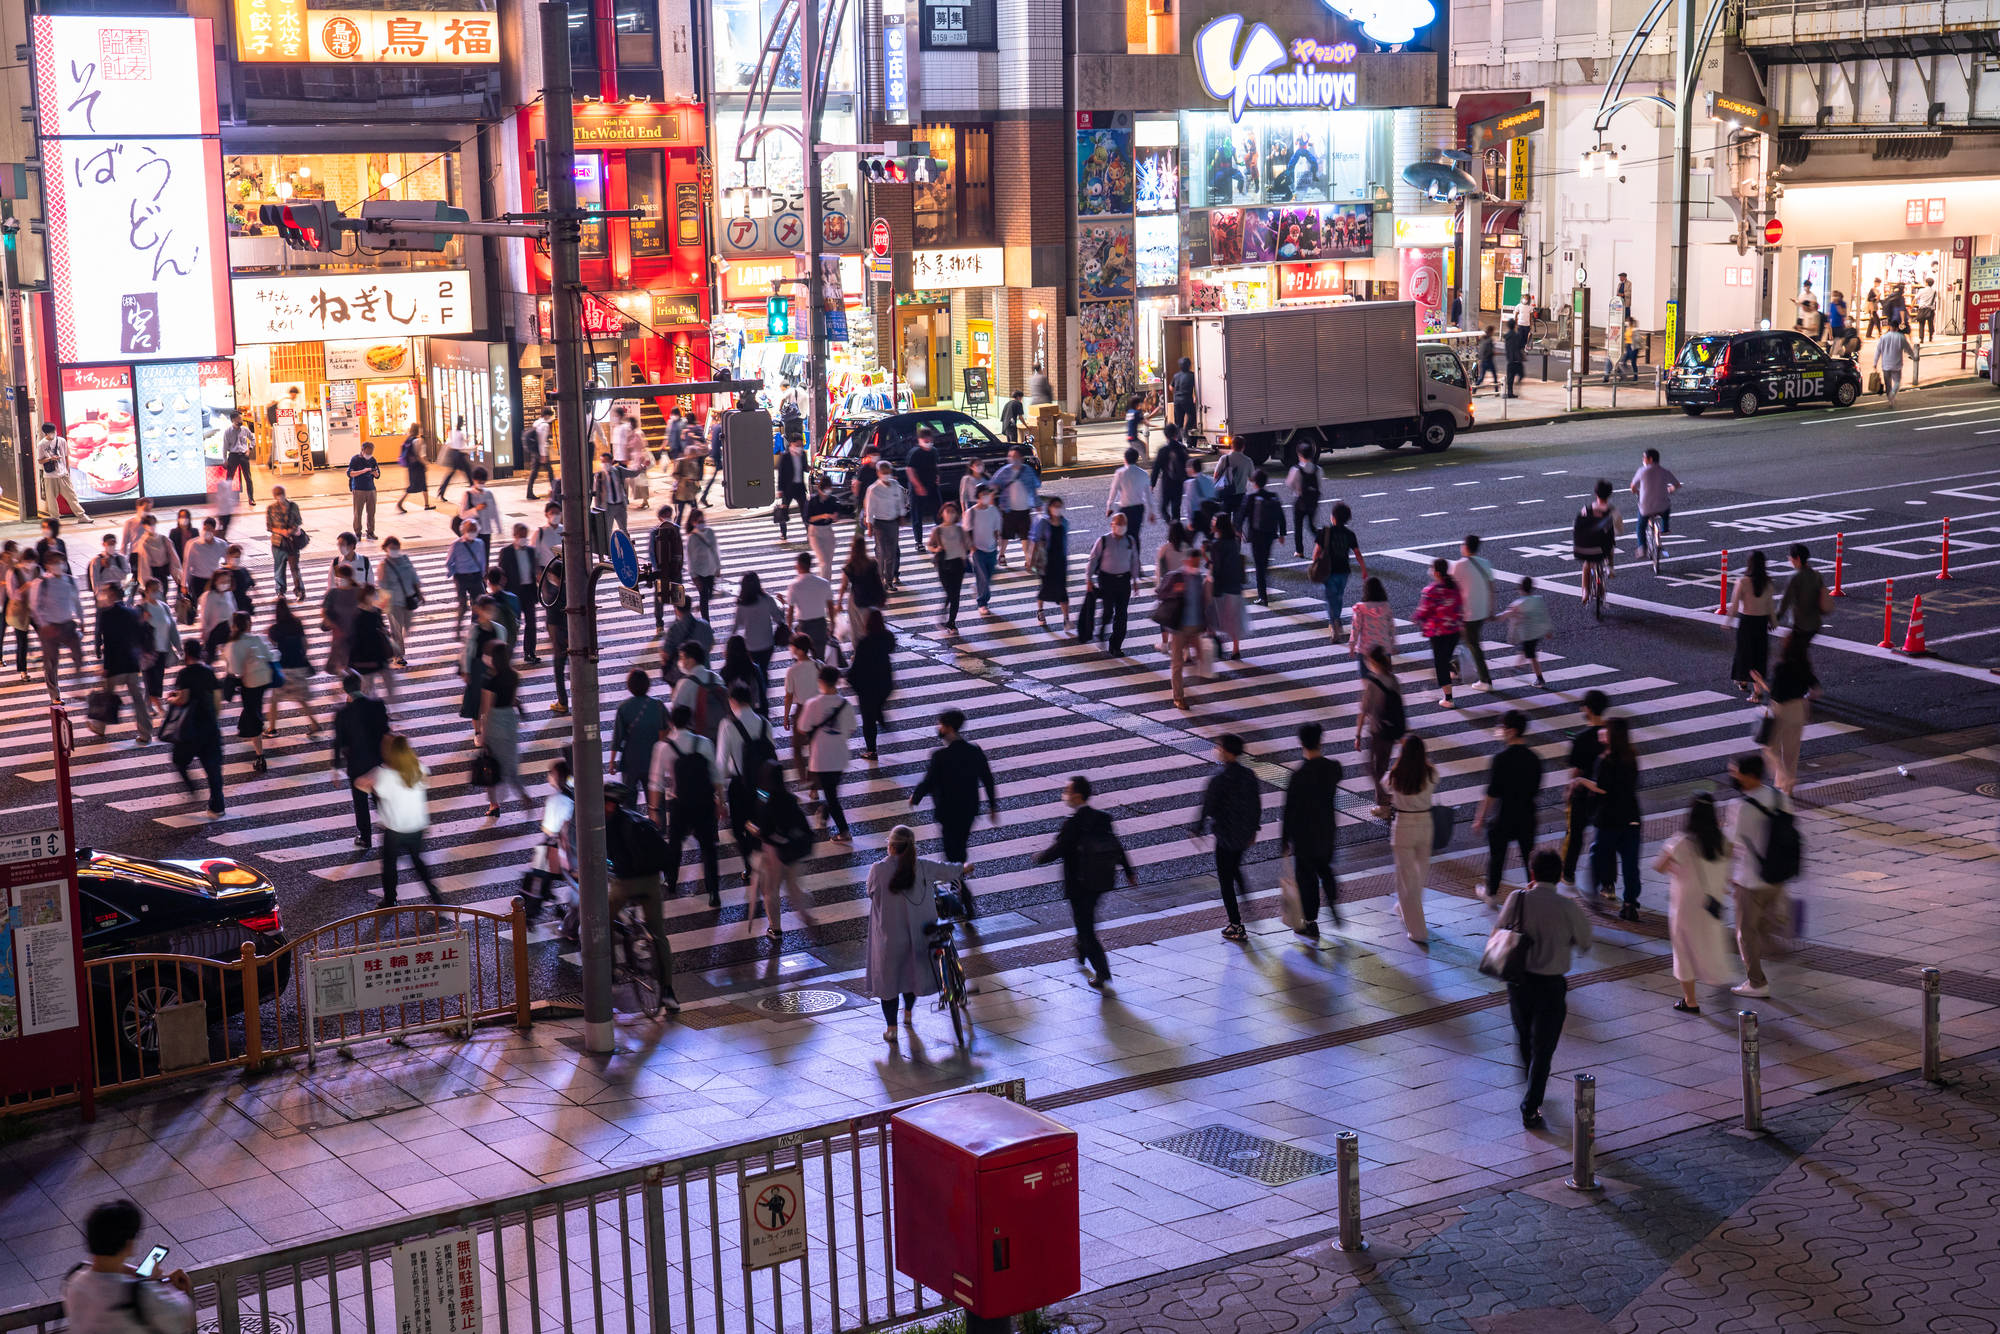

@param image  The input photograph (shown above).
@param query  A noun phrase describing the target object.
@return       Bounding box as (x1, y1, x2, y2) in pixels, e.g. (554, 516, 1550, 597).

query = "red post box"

(891, 1092, 1081, 1323)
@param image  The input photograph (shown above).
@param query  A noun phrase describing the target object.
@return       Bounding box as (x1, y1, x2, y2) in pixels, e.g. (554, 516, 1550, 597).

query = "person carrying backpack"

(63, 1199, 195, 1334)
(1726, 751, 1798, 998)
(1241, 471, 1287, 603)
(649, 704, 723, 907)
(671, 641, 731, 743)
(1355, 645, 1405, 818)
(720, 686, 779, 882)
(603, 782, 680, 1011)
(745, 760, 816, 940)
(610, 669, 669, 801)
(1032, 774, 1134, 987)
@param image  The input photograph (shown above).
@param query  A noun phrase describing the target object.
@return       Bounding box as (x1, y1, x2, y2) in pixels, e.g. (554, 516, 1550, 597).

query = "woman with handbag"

(1387, 733, 1439, 944)
(3, 544, 35, 679)
(684, 509, 723, 619)
(730, 572, 786, 714)
(224, 611, 277, 773)
(745, 761, 816, 942)
(1207, 514, 1249, 660)
(928, 500, 971, 633)
(264, 599, 320, 739)
(837, 533, 887, 661)
(355, 733, 445, 906)
(1755, 632, 1819, 795)
(863, 823, 971, 1042)
(1157, 547, 1212, 709)
(1413, 558, 1465, 708)
(1728, 550, 1775, 700)
(1655, 793, 1736, 1013)
(1030, 496, 1071, 632)
(378, 536, 422, 669)
(168, 640, 227, 818)
(348, 587, 397, 709)
(479, 640, 527, 818)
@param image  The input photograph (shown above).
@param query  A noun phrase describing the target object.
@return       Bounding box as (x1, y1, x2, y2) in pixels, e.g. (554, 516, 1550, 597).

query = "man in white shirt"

(863, 460, 909, 589)
(780, 634, 821, 733)
(784, 552, 834, 659)
(182, 519, 227, 602)
(525, 407, 554, 499)
(119, 498, 155, 556)
(1727, 752, 1793, 999)
(327, 532, 373, 590)
(966, 485, 1003, 612)
(533, 501, 564, 567)
(794, 664, 854, 842)
(1105, 446, 1152, 544)
(670, 641, 729, 741)
(1450, 533, 1496, 691)
(35, 424, 83, 522)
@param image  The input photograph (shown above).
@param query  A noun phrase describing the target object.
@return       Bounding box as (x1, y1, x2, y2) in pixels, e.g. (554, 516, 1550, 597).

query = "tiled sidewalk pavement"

(1054, 1049, 2000, 1334)
(2, 765, 1996, 1307)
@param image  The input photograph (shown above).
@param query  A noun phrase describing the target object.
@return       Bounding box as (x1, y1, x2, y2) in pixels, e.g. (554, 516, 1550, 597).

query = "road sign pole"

(539, 0, 616, 1055)
(803, 0, 825, 459)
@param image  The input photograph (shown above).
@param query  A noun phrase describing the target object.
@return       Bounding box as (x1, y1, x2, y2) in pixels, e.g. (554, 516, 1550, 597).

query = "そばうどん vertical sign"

(34, 16, 233, 365)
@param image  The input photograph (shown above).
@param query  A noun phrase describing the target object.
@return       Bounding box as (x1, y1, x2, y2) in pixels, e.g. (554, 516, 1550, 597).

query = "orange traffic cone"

(1900, 594, 1929, 656)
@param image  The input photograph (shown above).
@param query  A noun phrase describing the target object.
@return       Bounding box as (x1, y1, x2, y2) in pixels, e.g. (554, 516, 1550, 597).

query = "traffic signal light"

(257, 201, 347, 253)
(861, 155, 950, 185)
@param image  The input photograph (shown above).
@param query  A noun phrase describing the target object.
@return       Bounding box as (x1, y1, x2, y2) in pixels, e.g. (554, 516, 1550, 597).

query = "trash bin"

(891, 1092, 1080, 1324)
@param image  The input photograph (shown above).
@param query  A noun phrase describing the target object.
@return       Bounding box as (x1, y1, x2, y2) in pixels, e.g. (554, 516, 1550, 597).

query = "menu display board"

(133, 362, 210, 499)
(199, 362, 236, 468)
(59, 367, 141, 503)
(325, 339, 414, 379)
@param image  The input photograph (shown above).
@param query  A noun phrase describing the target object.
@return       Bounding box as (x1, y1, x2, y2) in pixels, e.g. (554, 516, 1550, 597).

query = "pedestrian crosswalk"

(9, 504, 1859, 966)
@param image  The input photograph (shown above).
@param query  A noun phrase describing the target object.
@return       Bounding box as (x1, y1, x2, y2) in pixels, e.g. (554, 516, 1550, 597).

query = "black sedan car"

(1668, 330, 1862, 417)
(78, 849, 290, 1064)
(812, 408, 1021, 512)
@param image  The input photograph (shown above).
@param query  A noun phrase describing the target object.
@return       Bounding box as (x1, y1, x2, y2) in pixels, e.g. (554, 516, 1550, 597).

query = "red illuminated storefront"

(520, 100, 710, 394)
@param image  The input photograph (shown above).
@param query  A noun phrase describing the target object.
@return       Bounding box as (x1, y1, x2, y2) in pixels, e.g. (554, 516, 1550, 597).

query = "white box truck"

(1165, 302, 1473, 465)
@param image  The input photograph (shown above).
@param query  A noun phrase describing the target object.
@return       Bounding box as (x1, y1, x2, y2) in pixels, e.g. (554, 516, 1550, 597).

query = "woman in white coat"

(863, 824, 970, 1041)
(1655, 793, 1737, 1012)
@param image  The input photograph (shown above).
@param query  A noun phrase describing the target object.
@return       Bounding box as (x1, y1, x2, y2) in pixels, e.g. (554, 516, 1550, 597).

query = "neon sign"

(1195, 16, 1360, 123)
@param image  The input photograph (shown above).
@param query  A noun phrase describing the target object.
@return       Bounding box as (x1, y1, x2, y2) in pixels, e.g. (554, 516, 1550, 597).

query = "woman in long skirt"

(1386, 734, 1437, 944)
(1729, 550, 1774, 698)
(479, 640, 529, 817)
(1031, 497, 1071, 631)
(1206, 514, 1249, 659)
(1655, 793, 1736, 1012)
(863, 824, 971, 1041)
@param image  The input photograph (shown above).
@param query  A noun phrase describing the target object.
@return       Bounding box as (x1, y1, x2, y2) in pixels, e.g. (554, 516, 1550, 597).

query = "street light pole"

(802, 0, 825, 456)
(1668, 0, 1696, 361)
(538, 0, 615, 1054)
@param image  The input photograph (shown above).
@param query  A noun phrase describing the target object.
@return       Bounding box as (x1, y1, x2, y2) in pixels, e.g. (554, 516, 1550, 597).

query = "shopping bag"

(1477, 925, 1531, 983)
(1430, 804, 1456, 853)
(1278, 870, 1305, 930)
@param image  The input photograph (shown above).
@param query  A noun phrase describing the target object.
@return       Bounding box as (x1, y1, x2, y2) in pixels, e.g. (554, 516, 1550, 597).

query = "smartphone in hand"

(136, 1245, 169, 1279)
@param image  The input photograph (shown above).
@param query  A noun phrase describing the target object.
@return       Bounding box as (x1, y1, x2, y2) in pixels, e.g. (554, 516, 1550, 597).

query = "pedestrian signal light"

(766, 296, 791, 337)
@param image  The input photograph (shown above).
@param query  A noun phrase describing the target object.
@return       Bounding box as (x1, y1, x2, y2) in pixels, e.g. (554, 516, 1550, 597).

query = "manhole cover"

(757, 989, 849, 1015)
(1146, 1125, 1338, 1186)
(1978, 782, 1998, 798)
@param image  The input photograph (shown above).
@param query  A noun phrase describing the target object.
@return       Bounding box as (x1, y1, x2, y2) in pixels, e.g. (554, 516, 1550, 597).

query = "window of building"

(627, 150, 667, 256)
(575, 152, 607, 256)
(566, 0, 596, 76)
(912, 124, 991, 247)
(223, 152, 463, 267)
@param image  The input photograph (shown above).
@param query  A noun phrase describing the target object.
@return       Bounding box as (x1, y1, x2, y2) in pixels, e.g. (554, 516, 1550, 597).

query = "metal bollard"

(1923, 967, 1943, 1083)
(1336, 1132, 1365, 1252)
(1739, 1010, 1763, 1132)
(1566, 1074, 1600, 1192)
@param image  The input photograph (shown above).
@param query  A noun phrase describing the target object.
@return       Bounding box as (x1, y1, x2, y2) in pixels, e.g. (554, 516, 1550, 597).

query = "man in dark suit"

(331, 672, 391, 850)
(908, 708, 999, 873)
(498, 523, 542, 665)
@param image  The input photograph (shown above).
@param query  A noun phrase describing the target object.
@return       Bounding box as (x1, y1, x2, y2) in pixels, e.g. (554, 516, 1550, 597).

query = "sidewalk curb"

(1466, 368, 1987, 435)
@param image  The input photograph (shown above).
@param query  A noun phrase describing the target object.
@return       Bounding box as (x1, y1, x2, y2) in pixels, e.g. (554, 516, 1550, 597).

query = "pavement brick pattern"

(1055, 1056, 2000, 1334)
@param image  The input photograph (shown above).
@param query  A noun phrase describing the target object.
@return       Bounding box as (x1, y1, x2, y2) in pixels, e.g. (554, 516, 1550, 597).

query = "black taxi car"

(1669, 330, 1863, 418)
(813, 408, 1020, 512)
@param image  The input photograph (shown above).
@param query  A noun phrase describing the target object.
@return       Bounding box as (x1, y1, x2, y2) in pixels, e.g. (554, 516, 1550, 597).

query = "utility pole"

(1667, 0, 1697, 363)
(802, 0, 825, 459)
(538, 0, 615, 1055)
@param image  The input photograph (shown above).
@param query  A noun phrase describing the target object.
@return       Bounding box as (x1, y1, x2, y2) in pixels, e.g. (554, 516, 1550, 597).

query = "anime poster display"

(1135, 147, 1180, 214)
(1078, 219, 1136, 299)
(1322, 204, 1374, 259)
(1277, 208, 1321, 261)
(1242, 208, 1280, 264)
(1136, 215, 1179, 290)
(1271, 124, 1329, 203)
(1196, 115, 1242, 206)
(1078, 300, 1136, 422)
(1208, 209, 1244, 267)
(1077, 126, 1134, 216)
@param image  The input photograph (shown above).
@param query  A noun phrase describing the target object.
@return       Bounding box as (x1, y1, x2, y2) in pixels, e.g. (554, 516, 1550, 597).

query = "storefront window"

(575, 153, 607, 256)
(224, 152, 463, 269)
(628, 150, 667, 256)
(912, 124, 990, 246)
(1185, 110, 1386, 209)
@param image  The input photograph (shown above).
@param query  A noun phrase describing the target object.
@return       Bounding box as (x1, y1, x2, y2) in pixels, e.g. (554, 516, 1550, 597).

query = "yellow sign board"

(1507, 138, 1530, 202)
(234, 0, 499, 63)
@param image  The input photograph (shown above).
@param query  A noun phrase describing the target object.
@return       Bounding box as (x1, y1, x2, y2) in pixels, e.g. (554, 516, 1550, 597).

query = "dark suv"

(812, 409, 1019, 512)
(1668, 330, 1862, 418)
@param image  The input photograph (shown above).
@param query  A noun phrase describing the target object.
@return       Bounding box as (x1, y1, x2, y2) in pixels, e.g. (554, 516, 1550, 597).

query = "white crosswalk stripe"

(7, 508, 1858, 961)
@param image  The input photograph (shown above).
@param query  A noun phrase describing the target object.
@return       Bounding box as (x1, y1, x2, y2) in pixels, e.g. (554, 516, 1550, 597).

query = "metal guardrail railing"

(0, 1078, 1030, 1334)
(4, 902, 529, 1116)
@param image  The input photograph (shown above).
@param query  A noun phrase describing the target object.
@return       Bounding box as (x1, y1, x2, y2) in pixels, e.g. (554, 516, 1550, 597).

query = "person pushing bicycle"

(1629, 449, 1681, 560)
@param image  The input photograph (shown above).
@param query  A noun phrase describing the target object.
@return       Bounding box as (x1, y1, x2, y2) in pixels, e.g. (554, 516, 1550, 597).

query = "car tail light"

(1714, 343, 1731, 379)
(237, 908, 283, 935)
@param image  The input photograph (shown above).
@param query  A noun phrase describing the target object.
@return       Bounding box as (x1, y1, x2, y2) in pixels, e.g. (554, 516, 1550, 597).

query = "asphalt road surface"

(8, 384, 1993, 1005)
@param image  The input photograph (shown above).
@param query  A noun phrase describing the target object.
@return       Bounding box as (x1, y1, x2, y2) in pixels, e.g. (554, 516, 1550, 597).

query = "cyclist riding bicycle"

(1629, 449, 1682, 558)
(603, 781, 682, 1014)
(1572, 480, 1622, 594)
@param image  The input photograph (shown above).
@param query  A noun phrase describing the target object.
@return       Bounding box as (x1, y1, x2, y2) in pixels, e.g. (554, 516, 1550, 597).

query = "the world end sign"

(1195, 16, 1359, 122)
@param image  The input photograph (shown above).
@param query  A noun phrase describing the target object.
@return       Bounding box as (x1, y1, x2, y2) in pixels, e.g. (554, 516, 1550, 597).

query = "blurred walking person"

(1190, 734, 1260, 943)
(1033, 775, 1133, 988)
(1497, 850, 1595, 1129)
(1280, 722, 1342, 937)
(1657, 793, 1736, 1012)
(1387, 734, 1438, 943)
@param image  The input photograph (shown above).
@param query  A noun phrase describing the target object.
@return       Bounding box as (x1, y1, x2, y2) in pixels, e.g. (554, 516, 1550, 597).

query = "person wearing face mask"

(1473, 710, 1542, 903)
(1032, 774, 1134, 989)
(909, 708, 999, 873)
(774, 433, 810, 541)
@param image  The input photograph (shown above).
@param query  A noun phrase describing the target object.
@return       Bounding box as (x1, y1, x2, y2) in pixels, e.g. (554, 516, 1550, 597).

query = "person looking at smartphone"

(62, 1198, 196, 1333)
